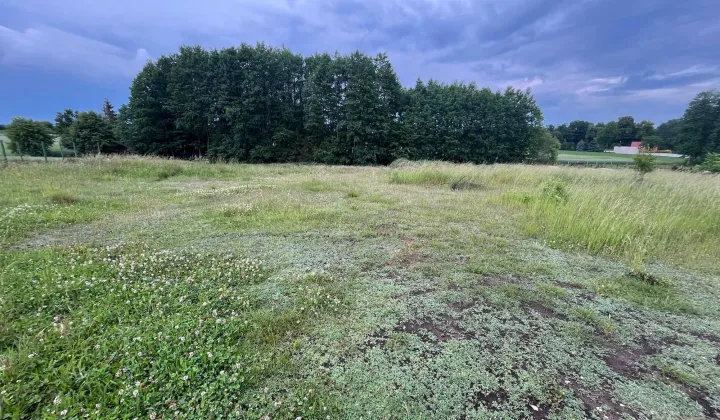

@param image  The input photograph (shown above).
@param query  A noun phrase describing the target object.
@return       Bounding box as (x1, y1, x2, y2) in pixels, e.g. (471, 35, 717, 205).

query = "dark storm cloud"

(1, 0, 719, 123)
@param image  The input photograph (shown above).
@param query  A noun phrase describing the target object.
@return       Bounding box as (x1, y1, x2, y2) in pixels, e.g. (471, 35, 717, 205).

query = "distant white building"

(613, 142, 684, 158)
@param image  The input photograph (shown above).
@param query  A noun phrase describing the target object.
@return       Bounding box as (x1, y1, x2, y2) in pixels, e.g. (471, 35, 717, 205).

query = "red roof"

(630, 141, 642, 147)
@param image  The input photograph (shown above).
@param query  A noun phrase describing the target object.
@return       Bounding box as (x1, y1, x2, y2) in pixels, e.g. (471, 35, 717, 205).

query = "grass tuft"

(48, 192, 80, 205)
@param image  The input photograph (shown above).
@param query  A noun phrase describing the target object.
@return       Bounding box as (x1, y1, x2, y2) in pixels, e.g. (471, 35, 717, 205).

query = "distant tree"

(0, 124, 6, 130)
(102, 99, 117, 122)
(4, 117, 54, 156)
(576, 139, 587, 151)
(527, 127, 560, 163)
(597, 121, 619, 149)
(70, 111, 118, 155)
(584, 125, 602, 151)
(636, 120, 656, 138)
(54, 109, 78, 149)
(568, 120, 592, 145)
(656, 119, 683, 150)
(676, 91, 720, 161)
(617, 116, 638, 145)
(641, 135, 663, 149)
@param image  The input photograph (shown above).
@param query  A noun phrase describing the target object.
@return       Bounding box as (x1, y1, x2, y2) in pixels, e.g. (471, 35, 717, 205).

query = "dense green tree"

(568, 121, 592, 144)
(656, 119, 682, 150)
(636, 120, 655, 138)
(576, 139, 587, 151)
(527, 127, 560, 163)
(597, 121, 619, 149)
(54, 109, 78, 149)
(5, 117, 54, 156)
(676, 91, 720, 161)
(70, 111, 118, 155)
(617, 116, 638, 145)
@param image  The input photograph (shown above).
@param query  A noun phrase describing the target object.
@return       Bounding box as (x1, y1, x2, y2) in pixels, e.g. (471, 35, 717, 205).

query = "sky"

(1, 0, 719, 126)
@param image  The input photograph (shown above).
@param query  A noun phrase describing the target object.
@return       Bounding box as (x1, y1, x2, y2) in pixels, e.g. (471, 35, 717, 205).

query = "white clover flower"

(53, 394, 61, 405)
(60, 410, 67, 416)
(133, 389, 139, 397)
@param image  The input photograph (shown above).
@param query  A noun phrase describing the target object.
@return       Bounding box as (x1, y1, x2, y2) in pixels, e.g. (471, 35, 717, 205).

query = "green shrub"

(633, 153, 656, 176)
(699, 153, 720, 173)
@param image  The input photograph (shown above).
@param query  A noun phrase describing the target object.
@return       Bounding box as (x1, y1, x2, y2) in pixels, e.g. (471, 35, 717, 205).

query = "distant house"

(630, 141, 643, 148)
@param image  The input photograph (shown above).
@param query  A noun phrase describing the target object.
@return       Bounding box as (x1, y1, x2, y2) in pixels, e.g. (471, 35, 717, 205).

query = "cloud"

(1, 0, 719, 124)
(646, 65, 719, 81)
(0, 25, 150, 79)
(576, 76, 628, 95)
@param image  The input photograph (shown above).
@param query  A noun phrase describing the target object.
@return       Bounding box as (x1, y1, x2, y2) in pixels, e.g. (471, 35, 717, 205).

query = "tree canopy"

(115, 43, 545, 164)
(4, 117, 54, 156)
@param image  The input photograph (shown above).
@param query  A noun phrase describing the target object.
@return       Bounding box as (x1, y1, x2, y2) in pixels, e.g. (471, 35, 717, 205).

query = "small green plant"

(633, 152, 656, 178)
(540, 180, 569, 203)
(347, 190, 360, 198)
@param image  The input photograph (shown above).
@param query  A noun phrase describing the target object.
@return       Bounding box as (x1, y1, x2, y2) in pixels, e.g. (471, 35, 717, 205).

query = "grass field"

(1, 158, 719, 419)
(558, 151, 686, 166)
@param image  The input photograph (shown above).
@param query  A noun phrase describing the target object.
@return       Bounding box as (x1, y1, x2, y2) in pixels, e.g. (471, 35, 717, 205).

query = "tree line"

(3, 43, 718, 166)
(549, 91, 720, 163)
(112, 44, 550, 164)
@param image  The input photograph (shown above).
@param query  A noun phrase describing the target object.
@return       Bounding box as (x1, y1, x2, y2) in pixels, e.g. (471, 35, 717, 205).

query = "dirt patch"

(394, 315, 472, 342)
(688, 331, 720, 344)
(563, 377, 640, 420)
(555, 281, 585, 290)
(600, 336, 684, 379)
(468, 389, 508, 411)
(527, 397, 553, 420)
(449, 299, 476, 313)
(523, 301, 568, 321)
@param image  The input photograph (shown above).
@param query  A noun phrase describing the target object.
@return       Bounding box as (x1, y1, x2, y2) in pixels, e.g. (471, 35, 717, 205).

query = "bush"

(699, 153, 720, 173)
(527, 128, 560, 164)
(633, 153, 656, 176)
(4, 117, 54, 156)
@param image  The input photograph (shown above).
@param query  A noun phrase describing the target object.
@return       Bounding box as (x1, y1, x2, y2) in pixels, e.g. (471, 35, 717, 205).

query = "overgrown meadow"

(1, 157, 719, 419)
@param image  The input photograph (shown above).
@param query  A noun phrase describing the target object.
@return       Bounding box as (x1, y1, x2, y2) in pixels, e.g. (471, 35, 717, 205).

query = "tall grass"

(389, 161, 720, 271)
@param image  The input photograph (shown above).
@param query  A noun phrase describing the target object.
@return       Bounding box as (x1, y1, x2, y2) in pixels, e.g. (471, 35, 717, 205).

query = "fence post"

(0, 140, 7, 164)
(41, 142, 48, 163)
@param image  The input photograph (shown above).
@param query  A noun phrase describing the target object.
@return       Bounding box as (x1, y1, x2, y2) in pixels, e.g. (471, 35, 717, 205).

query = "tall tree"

(676, 91, 720, 161)
(102, 99, 117, 122)
(54, 109, 78, 149)
(71, 111, 118, 155)
(617, 116, 638, 145)
(656, 119, 682, 150)
(597, 121, 619, 149)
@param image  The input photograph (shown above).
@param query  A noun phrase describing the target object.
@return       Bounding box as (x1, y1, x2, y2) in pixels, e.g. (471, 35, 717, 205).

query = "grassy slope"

(1, 158, 719, 419)
(559, 151, 686, 165)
